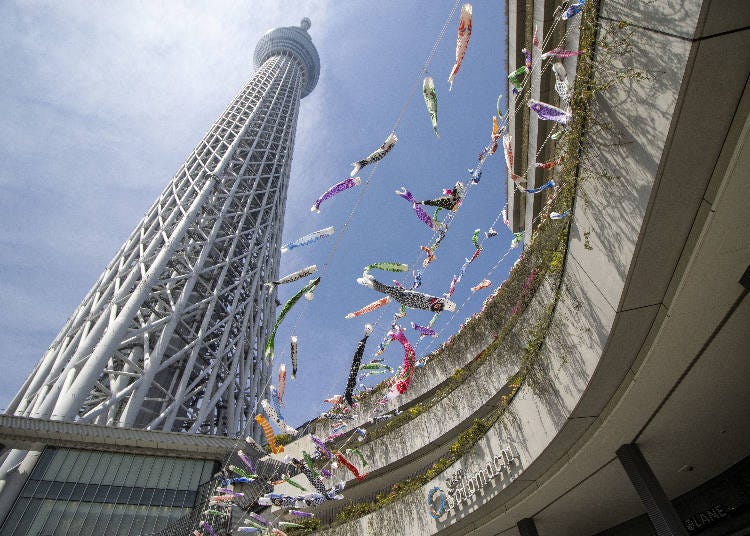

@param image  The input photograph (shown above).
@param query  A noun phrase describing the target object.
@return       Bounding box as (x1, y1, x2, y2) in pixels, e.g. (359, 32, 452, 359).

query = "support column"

(616, 443, 688, 536)
(517, 517, 540, 536)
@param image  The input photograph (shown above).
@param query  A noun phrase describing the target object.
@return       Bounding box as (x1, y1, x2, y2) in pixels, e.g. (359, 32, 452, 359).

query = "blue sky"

(0, 1, 517, 428)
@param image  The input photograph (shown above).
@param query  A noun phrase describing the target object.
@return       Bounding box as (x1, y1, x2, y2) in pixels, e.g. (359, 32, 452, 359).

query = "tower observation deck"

(6, 19, 320, 440)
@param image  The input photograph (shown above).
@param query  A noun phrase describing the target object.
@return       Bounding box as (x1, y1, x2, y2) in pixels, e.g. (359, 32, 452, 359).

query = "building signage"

(426, 447, 520, 519)
(684, 504, 733, 533)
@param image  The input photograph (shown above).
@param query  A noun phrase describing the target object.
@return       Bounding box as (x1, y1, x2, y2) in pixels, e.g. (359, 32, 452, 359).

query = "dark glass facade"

(0, 447, 216, 535)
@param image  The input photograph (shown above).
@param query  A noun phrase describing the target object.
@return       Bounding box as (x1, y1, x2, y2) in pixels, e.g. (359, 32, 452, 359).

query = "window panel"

(15, 498, 46, 536)
(77, 450, 102, 485)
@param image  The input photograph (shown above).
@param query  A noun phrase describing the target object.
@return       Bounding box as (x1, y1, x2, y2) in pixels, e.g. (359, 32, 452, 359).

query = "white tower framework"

(7, 19, 320, 439)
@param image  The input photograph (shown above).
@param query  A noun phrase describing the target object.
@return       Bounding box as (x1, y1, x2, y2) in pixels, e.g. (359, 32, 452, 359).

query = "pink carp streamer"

(351, 133, 398, 176)
(345, 296, 390, 319)
(533, 24, 541, 48)
(448, 3, 473, 91)
(396, 187, 441, 231)
(278, 364, 287, 405)
(541, 48, 585, 60)
(311, 177, 362, 213)
(529, 99, 571, 124)
(471, 279, 492, 292)
(388, 328, 417, 397)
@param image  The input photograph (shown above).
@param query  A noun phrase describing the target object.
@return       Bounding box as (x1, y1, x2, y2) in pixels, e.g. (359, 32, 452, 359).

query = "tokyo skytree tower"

(7, 18, 320, 439)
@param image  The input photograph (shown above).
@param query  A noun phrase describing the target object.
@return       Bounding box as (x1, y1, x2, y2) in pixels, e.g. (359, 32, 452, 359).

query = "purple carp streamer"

(471, 279, 492, 292)
(412, 322, 437, 338)
(344, 324, 374, 406)
(264, 265, 318, 289)
(345, 296, 390, 319)
(357, 273, 456, 312)
(265, 278, 321, 358)
(522, 47, 532, 70)
(237, 450, 255, 473)
(311, 177, 362, 213)
(423, 76, 439, 137)
(561, 0, 585, 20)
(551, 210, 571, 219)
(396, 187, 441, 230)
(525, 179, 555, 194)
(351, 133, 398, 176)
(541, 47, 585, 60)
(281, 227, 334, 253)
(290, 336, 298, 379)
(310, 435, 333, 459)
(529, 99, 571, 124)
(448, 3, 473, 91)
(290, 510, 315, 518)
(200, 522, 218, 536)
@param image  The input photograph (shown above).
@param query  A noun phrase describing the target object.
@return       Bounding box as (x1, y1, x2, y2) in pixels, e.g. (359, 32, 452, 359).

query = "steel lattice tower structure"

(7, 18, 320, 440)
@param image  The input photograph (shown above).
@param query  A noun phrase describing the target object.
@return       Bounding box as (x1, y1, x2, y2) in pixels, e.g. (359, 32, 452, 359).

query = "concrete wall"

(312, 0, 720, 532)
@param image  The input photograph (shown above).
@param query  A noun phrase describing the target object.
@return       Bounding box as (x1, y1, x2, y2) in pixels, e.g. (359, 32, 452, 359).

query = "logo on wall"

(426, 447, 520, 519)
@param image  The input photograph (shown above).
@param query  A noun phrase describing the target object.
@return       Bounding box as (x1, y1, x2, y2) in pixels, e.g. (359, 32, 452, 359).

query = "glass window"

(112, 454, 135, 486)
(94, 484, 111, 503)
(91, 452, 114, 483)
(13, 498, 46, 536)
(57, 449, 82, 482)
(77, 450, 102, 485)
(151, 487, 167, 506)
(140, 488, 156, 505)
(46, 481, 63, 499)
(162, 489, 177, 507)
(41, 448, 67, 481)
(82, 484, 98, 502)
(133, 457, 156, 488)
(29, 449, 55, 479)
(106, 485, 124, 503)
(144, 457, 168, 488)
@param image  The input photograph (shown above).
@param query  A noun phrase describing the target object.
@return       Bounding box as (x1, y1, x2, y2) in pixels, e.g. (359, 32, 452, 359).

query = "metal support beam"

(616, 443, 688, 536)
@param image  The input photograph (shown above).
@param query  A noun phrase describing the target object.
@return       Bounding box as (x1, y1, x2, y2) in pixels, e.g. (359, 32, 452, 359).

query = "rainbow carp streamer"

(351, 132, 398, 176)
(311, 177, 362, 213)
(264, 265, 318, 289)
(281, 226, 334, 253)
(265, 277, 321, 358)
(423, 76, 439, 137)
(448, 3, 473, 91)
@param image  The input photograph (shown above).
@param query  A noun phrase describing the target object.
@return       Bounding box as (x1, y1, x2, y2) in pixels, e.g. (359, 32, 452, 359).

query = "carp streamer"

(344, 324, 374, 406)
(311, 177, 362, 213)
(357, 273, 456, 312)
(541, 47, 585, 60)
(277, 364, 287, 405)
(528, 99, 571, 124)
(412, 322, 437, 338)
(396, 187, 441, 231)
(363, 262, 409, 275)
(290, 336, 298, 378)
(423, 76, 439, 137)
(281, 227, 334, 253)
(351, 132, 398, 176)
(448, 3, 473, 91)
(255, 414, 283, 454)
(336, 451, 368, 481)
(265, 277, 321, 358)
(388, 328, 417, 397)
(471, 279, 492, 292)
(264, 265, 317, 289)
(345, 296, 390, 319)
(524, 179, 555, 194)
